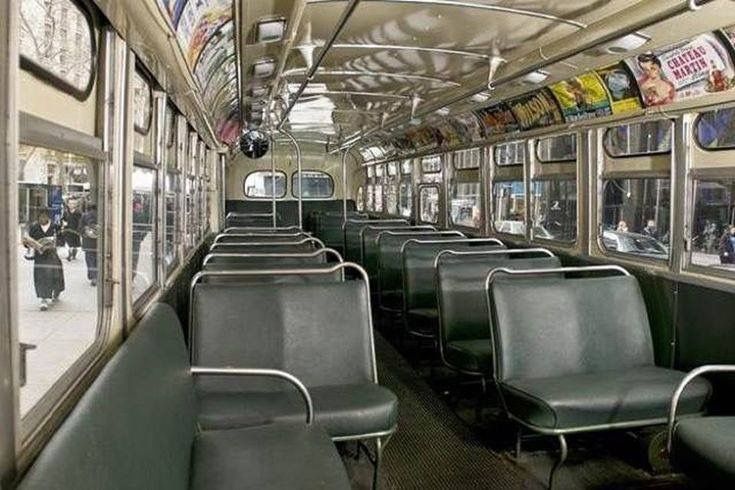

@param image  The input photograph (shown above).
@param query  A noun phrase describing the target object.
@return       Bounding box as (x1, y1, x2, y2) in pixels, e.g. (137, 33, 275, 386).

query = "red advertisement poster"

(473, 102, 519, 137)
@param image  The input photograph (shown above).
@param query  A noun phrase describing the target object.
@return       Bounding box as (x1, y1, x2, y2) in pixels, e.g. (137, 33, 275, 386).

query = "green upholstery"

(344, 219, 408, 262)
(191, 282, 398, 439)
(215, 233, 311, 243)
(490, 275, 711, 431)
(203, 254, 329, 267)
(209, 242, 317, 254)
(200, 263, 342, 284)
(436, 255, 561, 374)
(361, 226, 433, 287)
(314, 212, 364, 254)
(226, 215, 274, 228)
(18, 303, 349, 490)
(673, 416, 735, 487)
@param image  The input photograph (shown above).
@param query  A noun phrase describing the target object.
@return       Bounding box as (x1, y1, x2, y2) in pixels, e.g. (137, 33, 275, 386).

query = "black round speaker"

(239, 130, 269, 159)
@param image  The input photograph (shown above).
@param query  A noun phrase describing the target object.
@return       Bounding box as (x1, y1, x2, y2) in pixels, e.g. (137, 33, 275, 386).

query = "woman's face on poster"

(640, 60, 662, 80)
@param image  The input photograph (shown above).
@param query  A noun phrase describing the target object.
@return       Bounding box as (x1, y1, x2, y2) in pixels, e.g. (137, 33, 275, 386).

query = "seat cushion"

(673, 417, 735, 486)
(190, 423, 350, 490)
(407, 308, 438, 337)
(197, 384, 398, 438)
(444, 339, 492, 374)
(501, 366, 711, 430)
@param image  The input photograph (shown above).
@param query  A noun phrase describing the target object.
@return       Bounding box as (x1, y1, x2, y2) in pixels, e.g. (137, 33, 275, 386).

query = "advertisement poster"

(435, 120, 462, 149)
(177, 0, 232, 68)
(549, 71, 613, 122)
(625, 33, 735, 107)
(453, 113, 483, 142)
(406, 126, 439, 152)
(194, 20, 234, 88)
(158, 0, 188, 27)
(595, 62, 642, 114)
(203, 60, 237, 106)
(508, 89, 564, 130)
(473, 102, 518, 137)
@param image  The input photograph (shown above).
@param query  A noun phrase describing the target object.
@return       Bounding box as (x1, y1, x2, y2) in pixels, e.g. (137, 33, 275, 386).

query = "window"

(243, 170, 286, 199)
(453, 148, 481, 169)
(494, 141, 526, 166)
(400, 160, 412, 174)
(16, 145, 104, 416)
(399, 180, 413, 218)
(356, 186, 365, 211)
(164, 172, 180, 275)
(387, 162, 398, 176)
(537, 134, 577, 163)
(419, 186, 440, 223)
(604, 120, 672, 157)
(450, 182, 481, 228)
(386, 180, 399, 215)
(421, 155, 442, 173)
(366, 184, 375, 211)
(19, 0, 96, 98)
(185, 175, 196, 250)
(531, 180, 577, 241)
(690, 179, 735, 272)
(375, 164, 385, 178)
(695, 108, 735, 150)
(367, 165, 375, 179)
(600, 178, 670, 260)
(493, 181, 526, 235)
(131, 166, 157, 302)
(374, 183, 384, 212)
(132, 70, 152, 134)
(164, 105, 178, 169)
(292, 171, 334, 198)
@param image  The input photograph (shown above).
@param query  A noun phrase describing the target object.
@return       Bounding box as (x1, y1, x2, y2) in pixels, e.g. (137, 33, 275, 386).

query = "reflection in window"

(532, 180, 577, 241)
(386, 182, 399, 215)
(537, 134, 577, 163)
(133, 70, 152, 134)
(19, 0, 94, 94)
(356, 186, 364, 211)
(165, 107, 177, 169)
(366, 184, 375, 211)
(600, 178, 670, 259)
(367, 166, 375, 179)
(493, 181, 526, 235)
(131, 166, 157, 301)
(185, 176, 196, 250)
(421, 155, 442, 173)
(376, 164, 385, 178)
(419, 187, 440, 223)
(453, 148, 481, 169)
(374, 183, 384, 213)
(387, 162, 398, 177)
(399, 180, 413, 218)
(695, 108, 735, 150)
(494, 141, 526, 166)
(604, 120, 672, 157)
(400, 160, 412, 174)
(450, 182, 481, 228)
(164, 172, 179, 274)
(16, 145, 103, 415)
(292, 171, 334, 198)
(690, 179, 735, 271)
(243, 171, 286, 198)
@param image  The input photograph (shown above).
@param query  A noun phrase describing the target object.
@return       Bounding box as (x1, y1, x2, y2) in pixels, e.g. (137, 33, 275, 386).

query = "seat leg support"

(548, 434, 568, 490)
(515, 427, 523, 460)
(357, 435, 390, 490)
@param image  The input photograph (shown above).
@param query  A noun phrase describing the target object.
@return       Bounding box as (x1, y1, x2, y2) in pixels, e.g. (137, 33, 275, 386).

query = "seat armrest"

(666, 364, 735, 453)
(191, 366, 314, 424)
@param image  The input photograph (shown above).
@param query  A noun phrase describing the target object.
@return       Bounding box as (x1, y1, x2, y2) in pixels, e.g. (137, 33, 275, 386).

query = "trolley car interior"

(3, 0, 735, 488)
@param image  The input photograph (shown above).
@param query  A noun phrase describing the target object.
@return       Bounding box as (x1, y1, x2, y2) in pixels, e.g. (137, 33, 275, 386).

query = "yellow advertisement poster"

(549, 71, 612, 121)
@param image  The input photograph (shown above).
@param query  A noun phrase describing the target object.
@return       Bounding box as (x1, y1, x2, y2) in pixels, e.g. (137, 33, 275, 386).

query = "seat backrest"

(362, 226, 434, 282)
(203, 254, 328, 267)
(403, 241, 505, 312)
(437, 255, 561, 348)
(377, 231, 464, 296)
(18, 304, 195, 490)
(226, 215, 274, 228)
(209, 242, 317, 254)
(198, 264, 342, 284)
(344, 220, 408, 262)
(192, 281, 374, 392)
(215, 233, 310, 244)
(490, 274, 655, 381)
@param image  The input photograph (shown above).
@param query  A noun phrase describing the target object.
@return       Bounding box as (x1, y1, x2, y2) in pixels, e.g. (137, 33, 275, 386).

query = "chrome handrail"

(400, 237, 503, 255)
(433, 247, 554, 269)
(213, 232, 309, 243)
(209, 237, 325, 251)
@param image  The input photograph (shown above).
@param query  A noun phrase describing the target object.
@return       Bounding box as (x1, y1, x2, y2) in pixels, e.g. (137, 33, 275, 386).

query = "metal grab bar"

(224, 226, 302, 233)
(209, 237, 325, 251)
(190, 366, 314, 424)
(484, 265, 630, 292)
(375, 229, 464, 245)
(400, 237, 504, 255)
(188, 262, 378, 383)
(434, 247, 554, 269)
(202, 248, 344, 266)
(666, 364, 735, 453)
(226, 212, 275, 219)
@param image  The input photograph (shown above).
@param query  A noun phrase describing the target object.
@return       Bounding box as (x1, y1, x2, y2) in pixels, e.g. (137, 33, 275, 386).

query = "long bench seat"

(17, 303, 349, 490)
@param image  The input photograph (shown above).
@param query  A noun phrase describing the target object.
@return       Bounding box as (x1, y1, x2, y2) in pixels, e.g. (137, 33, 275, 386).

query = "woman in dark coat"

(23, 210, 65, 310)
(62, 199, 82, 261)
(719, 225, 735, 265)
(80, 202, 99, 286)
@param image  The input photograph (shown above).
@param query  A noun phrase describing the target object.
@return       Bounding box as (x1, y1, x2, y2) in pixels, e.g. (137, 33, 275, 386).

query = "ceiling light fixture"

(256, 18, 287, 43)
(252, 58, 276, 79)
(521, 70, 550, 85)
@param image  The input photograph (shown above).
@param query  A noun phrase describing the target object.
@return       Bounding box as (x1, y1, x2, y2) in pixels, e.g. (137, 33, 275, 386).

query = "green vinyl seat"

(436, 254, 561, 375)
(17, 303, 349, 490)
(209, 242, 318, 255)
(344, 219, 408, 262)
(489, 274, 711, 433)
(361, 225, 433, 290)
(214, 233, 311, 244)
(191, 281, 398, 440)
(672, 416, 735, 487)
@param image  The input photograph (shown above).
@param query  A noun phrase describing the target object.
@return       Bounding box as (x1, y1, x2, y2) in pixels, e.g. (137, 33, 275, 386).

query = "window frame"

(132, 67, 153, 135)
(130, 163, 160, 308)
(243, 169, 287, 200)
(536, 133, 577, 164)
(693, 108, 735, 152)
(417, 183, 442, 225)
(603, 120, 673, 159)
(491, 179, 528, 237)
(494, 140, 527, 167)
(290, 170, 335, 199)
(19, 0, 98, 101)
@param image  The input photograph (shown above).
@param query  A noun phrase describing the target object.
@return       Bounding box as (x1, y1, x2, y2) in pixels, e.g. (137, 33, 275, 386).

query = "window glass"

(165, 107, 177, 170)
(690, 179, 735, 271)
(400, 160, 412, 174)
(531, 180, 577, 242)
(243, 171, 286, 199)
(695, 108, 735, 150)
(387, 162, 398, 177)
(604, 120, 672, 157)
(356, 186, 364, 212)
(421, 155, 442, 173)
(494, 141, 526, 166)
(19, 0, 94, 95)
(367, 166, 375, 179)
(376, 164, 385, 178)
(453, 148, 481, 169)
(16, 145, 103, 415)
(537, 134, 577, 163)
(185, 176, 196, 250)
(419, 186, 440, 223)
(366, 184, 375, 211)
(164, 172, 179, 274)
(133, 70, 152, 134)
(493, 181, 526, 235)
(450, 182, 481, 228)
(386, 181, 399, 215)
(292, 171, 334, 198)
(600, 178, 670, 259)
(131, 166, 157, 301)
(374, 183, 384, 212)
(399, 180, 413, 218)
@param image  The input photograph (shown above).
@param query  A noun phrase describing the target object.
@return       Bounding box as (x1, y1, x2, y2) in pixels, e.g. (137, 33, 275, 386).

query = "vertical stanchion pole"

(280, 131, 302, 228)
(270, 133, 276, 227)
(342, 148, 349, 223)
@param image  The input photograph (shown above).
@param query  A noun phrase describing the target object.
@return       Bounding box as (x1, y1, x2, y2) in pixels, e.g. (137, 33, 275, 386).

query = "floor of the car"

(343, 331, 696, 489)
